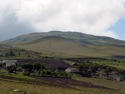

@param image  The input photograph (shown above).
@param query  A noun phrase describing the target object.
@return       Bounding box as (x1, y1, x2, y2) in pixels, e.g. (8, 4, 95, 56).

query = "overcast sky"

(0, 0, 125, 41)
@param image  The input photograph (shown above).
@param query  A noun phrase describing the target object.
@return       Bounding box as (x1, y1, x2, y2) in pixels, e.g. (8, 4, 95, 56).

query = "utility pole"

(49, 39, 54, 57)
(49, 39, 51, 49)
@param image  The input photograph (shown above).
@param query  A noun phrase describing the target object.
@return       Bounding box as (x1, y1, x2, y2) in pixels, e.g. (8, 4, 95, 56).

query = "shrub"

(22, 64, 33, 75)
(7, 65, 17, 73)
(33, 63, 44, 71)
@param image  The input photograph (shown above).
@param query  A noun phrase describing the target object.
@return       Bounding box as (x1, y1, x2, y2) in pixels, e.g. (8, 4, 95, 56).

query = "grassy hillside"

(16, 36, 125, 58)
(1, 31, 125, 58)
(0, 45, 41, 60)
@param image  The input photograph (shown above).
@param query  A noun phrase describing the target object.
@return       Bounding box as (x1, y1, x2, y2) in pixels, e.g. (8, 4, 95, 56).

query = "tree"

(18, 52, 21, 56)
(9, 51, 15, 56)
(78, 63, 89, 76)
(78, 65, 84, 72)
(5, 52, 9, 57)
(89, 63, 99, 73)
(78, 63, 99, 77)
(33, 63, 44, 71)
(78, 63, 89, 73)
(22, 64, 33, 75)
(33, 63, 45, 75)
(104, 67, 113, 77)
(7, 65, 17, 73)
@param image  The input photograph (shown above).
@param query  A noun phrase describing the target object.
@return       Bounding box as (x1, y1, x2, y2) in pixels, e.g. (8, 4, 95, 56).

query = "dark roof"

(17, 59, 71, 69)
(42, 60, 71, 69)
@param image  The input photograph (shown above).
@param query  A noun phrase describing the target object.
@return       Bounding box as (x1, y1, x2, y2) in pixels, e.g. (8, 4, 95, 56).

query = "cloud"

(0, 3, 34, 41)
(0, 13, 34, 41)
(0, 0, 125, 40)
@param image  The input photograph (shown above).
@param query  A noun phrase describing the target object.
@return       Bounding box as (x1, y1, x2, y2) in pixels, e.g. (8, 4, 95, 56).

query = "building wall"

(6, 62, 16, 67)
(3, 60, 17, 67)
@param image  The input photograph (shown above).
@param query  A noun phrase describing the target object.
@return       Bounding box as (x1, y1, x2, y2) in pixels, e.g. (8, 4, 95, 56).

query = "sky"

(0, 0, 125, 41)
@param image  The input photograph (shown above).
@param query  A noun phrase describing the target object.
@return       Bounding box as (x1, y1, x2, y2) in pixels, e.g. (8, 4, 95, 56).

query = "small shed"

(65, 67, 80, 73)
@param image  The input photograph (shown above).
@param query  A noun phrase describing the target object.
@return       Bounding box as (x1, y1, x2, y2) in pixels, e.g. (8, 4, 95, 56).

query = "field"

(73, 74, 125, 94)
(0, 79, 124, 94)
(93, 60, 125, 70)
(0, 79, 83, 94)
(0, 68, 125, 94)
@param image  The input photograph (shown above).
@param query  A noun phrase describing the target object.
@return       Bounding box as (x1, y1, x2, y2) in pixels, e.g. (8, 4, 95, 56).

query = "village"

(0, 58, 125, 82)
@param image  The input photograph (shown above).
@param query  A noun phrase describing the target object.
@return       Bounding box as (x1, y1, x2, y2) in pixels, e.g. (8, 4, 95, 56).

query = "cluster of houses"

(0, 59, 124, 81)
(0, 59, 79, 73)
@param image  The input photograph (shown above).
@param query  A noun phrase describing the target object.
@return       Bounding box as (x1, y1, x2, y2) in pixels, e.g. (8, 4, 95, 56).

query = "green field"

(0, 79, 83, 94)
(93, 60, 125, 70)
(73, 74, 125, 94)
(0, 69, 125, 94)
(1, 75, 125, 94)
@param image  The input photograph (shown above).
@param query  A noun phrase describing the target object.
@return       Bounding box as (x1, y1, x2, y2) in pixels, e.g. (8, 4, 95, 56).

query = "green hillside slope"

(16, 36, 125, 57)
(1, 31, 125, 58)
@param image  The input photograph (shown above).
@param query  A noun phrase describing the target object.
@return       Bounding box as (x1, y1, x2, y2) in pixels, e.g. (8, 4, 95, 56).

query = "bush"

(104, 67, 113, 77)
(21, 63, 69, 78)
(22, 64, 33, 75)
(77, 63, 99, 77)
(7, 65, 17, 73)
(40, 70, 69, 78)
(33, 63, 44, 71)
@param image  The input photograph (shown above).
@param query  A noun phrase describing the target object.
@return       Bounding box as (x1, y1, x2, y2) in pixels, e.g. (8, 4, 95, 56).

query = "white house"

(2, 60, 17, 67)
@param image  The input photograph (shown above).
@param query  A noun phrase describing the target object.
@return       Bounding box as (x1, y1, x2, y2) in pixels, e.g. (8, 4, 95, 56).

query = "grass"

(73, 74, 125, 94)
(0, 79, 83, 94)
(0, 76, 124, 94)
(0, 69, 125, 94)
(94, 60, 125, 70)
(0, 69, 35, 81)
(16, 37, 125, 58)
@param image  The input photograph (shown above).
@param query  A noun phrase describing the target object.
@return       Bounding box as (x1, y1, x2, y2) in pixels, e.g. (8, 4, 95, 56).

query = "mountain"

(1, 31, 125, 58)
(1, 31, 125, 45)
